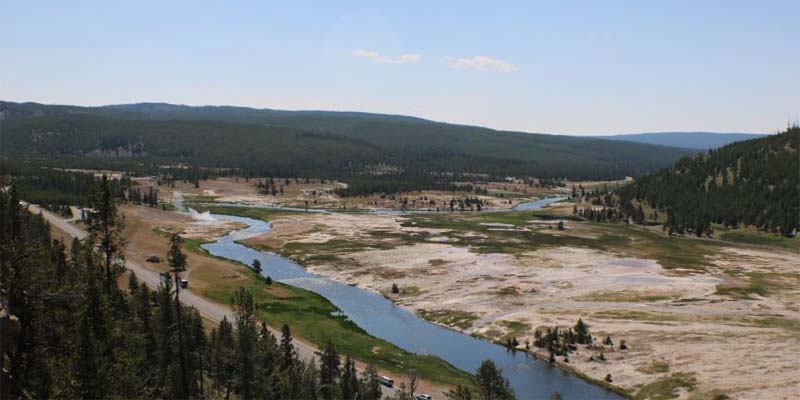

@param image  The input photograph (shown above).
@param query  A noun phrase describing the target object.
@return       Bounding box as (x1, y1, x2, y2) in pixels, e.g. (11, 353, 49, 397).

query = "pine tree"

(89, 175, 125, 293)
(156, 278, 174, 395)
(445, 385, 475, 400)
(76, 257, 107, 399)
(475, 360, 515, 400)
(320, 342, 340, 400)
(128, 271, 140, 293)
(167, 233, 190, 399)
(339, 355, 358, 399)
(280, 323, 296, 371)
(363, 363, 382, 400)
(574, 319, 591, 344)
(232, 288, 258, 400)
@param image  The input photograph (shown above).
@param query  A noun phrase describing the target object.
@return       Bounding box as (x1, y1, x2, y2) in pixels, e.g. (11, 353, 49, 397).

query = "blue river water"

(198, 196, 620, 399)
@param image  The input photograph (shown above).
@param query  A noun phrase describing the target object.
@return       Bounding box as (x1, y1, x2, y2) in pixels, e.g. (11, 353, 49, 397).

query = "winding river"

(192, 196, 620, 399)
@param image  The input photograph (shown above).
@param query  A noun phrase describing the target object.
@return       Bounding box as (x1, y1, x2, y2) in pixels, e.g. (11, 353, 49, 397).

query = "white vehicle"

(415, 395, 432, 400)
(378, 376, 394, 387)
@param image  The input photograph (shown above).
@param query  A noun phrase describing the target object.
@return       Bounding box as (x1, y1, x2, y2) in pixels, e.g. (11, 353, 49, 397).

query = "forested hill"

(619, 126, 799, 237)
(597, 132, 767, 150)
(0, 101, 693, 184)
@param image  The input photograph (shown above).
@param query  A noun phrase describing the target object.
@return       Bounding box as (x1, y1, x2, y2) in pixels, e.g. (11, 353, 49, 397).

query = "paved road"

(27, 203, 399, 396)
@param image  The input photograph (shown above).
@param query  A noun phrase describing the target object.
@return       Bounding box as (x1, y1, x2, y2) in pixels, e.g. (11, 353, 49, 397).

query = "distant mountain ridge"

(596, 132, 767, 150)
(1, 100, 698, 194)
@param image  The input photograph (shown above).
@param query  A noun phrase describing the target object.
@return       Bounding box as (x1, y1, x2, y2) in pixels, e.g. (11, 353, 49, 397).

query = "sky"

(1, 0, 798, 135)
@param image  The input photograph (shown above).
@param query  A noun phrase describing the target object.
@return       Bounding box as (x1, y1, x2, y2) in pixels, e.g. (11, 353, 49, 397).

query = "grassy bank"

(178, 228, 474, 388)
(191, 204, 305, 220)
(718, 227, 800, 252)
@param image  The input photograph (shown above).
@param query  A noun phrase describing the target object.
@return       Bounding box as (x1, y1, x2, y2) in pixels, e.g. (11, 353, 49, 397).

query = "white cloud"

(352, 49, 421, 64)
(444, 55, 520, 73)
(586, 32, 611, 41)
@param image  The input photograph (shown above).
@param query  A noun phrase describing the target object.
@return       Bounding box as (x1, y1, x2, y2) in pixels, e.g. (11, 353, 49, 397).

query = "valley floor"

(141, 177, 799, 399)
(231, 206, 800, 400)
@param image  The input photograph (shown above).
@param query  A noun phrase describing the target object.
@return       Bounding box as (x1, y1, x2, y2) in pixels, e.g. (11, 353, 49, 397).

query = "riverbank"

(122, 205, 471, 396)
(185, 204, 621, 399)
(213, 204, 800, 399)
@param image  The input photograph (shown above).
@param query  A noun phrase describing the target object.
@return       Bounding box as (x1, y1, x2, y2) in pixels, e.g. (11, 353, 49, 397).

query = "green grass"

(498, 320, 531, 339)
(406, 210, 579, 230)
(203, 272, 473, 388)
(428, 258, 448, 266)
(182, 195, 220, 204)
(182, 237, 210, 254)
(279, 239, 391, 261)
(152, 227, 170, 237)
(592, 310, 681, 323)
(404, 211, 721, 272)
(594, 224, 720, 272)
(687, 390, 730, 400)
(305, 254, 339, 263)
(417, 309, 480, 330)
(367, 229, 431, 246)
(594, 309, 800, 333)
(714, 279, 768, 299)
(172, 222, 474, 387)
(714, 271, 799, 299)
(719, 228, 800, 252)
(494, 287, 521, 297)
(750, 316, 800, 332)
(634, 372, 697, 400)
(636, 360, 671, 375)
(191, 205, 303, 220)
(180, 237, 255, 270)
(394, 285, 424, 297)
(576, 290, 675, 303)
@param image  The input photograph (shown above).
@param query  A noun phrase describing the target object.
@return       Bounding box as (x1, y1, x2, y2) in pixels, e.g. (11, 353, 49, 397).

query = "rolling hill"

(619, 126, 799, 236)
(597, 132, 767, 150)
(1, 101, 697, 191)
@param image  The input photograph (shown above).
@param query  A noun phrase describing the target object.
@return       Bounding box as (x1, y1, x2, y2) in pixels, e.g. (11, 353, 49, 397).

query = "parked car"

(180, 279, 189, 289)
(378, 376, 394, 388)
(146, 255, 162, 263)
(415, 395, 432, 400)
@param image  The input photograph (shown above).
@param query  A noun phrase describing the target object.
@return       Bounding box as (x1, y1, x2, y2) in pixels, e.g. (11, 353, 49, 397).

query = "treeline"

(1, 179, 519, 399)
(0, 183, 380, 399)
(0, 162, 100, 206)
(1, 101, 695, 195)
(618, 127, 799, 237)
(332, 173, 487, 198)
(0, 163, 164, 209)
(126, 185, 159, 207)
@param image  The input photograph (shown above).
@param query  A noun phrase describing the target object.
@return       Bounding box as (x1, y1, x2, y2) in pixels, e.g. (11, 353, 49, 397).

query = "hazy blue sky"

(2, 0, 798, 135)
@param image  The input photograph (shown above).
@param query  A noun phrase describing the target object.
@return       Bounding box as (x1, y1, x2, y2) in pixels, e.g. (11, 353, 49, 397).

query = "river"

(191, 195, 619, 399)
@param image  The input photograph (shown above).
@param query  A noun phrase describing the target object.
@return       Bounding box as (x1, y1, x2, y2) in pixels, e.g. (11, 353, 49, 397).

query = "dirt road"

(28, 203, 403, 397)
(28, 203, 314, 353)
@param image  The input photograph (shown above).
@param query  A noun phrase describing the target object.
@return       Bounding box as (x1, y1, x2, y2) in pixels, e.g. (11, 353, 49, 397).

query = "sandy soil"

(122, 205, 252, 294)
(251, 211, 800, 399)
